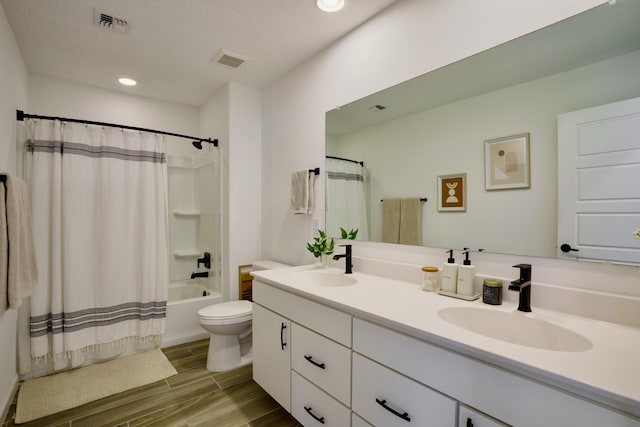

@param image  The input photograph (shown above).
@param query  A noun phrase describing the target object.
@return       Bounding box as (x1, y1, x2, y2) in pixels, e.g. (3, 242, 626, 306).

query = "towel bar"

(381, 197, 427, 202)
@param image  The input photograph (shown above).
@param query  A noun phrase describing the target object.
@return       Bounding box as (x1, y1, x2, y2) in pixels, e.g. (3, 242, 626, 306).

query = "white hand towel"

(0, 173, 38, 314)
(290, 169, 313, 214)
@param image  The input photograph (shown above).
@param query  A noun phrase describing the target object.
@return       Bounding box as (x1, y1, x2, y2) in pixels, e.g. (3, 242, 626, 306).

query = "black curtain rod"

(16, 110, 218, 147)
(381, 198, 428, 202)
(326, 155, 364, 166)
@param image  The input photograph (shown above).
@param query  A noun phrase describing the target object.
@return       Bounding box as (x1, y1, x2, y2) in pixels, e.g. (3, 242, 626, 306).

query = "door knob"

(560, 244, 579, 253)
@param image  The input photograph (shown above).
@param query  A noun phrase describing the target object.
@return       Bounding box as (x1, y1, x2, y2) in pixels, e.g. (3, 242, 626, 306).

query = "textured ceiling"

(2, 0, 397, 106)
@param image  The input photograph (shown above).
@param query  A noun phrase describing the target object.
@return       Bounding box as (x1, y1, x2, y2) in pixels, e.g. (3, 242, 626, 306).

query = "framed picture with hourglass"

(437, 173, 466, 212)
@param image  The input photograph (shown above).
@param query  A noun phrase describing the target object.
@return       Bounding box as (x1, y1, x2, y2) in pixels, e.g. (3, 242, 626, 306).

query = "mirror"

(325, 2, 640, 261)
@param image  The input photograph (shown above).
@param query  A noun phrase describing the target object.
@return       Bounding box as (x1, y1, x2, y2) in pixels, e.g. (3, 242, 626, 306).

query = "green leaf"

(306, 229, 335, 258)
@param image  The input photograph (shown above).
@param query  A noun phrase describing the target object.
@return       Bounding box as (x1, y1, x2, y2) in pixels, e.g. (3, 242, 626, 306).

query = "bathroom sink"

(293, 269, 357, 287)
(437, 307, 592, 352)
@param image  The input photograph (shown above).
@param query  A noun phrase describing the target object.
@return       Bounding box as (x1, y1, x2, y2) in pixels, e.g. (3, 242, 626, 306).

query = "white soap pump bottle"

(457, 250, 476, 297)
(441, 249, 459, 294)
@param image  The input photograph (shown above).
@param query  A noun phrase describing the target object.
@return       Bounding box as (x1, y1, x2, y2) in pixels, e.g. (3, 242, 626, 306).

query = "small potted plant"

(307, 230, 335, 267)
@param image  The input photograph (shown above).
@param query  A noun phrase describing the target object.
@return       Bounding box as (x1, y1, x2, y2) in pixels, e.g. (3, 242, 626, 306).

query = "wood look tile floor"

(2, 340, 302, 427)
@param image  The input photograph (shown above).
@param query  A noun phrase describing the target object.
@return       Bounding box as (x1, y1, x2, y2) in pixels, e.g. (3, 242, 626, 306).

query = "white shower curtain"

(325, 158, 369, 240)
(22, 119, 169, 371)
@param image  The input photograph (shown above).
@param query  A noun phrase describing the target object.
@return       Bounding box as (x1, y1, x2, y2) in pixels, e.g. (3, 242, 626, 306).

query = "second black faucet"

(508, 263, 532, 312)
(332, 244, 353, 274)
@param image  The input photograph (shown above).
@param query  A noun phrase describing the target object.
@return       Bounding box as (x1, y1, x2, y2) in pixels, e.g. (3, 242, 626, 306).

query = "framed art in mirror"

(437, 173, 466, 212)
(484, 133, 530, 191)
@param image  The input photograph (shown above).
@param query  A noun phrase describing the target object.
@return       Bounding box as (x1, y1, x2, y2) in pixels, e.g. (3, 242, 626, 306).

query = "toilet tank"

(239, 260, 291, 301)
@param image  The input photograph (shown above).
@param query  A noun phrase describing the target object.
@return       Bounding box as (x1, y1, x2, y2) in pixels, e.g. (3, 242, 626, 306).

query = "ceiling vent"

(212, 49, 249, 69)
(94, 9, 129, 34)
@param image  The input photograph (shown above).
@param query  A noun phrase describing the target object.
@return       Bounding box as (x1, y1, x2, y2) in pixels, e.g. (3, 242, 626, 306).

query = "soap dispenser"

(457, 250, 476, 297)
(441, 249, 459, 294)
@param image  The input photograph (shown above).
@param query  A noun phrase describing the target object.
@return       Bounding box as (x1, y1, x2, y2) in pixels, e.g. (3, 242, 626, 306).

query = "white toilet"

(198, 300, 253, 372)
(197, 260, 290, 372)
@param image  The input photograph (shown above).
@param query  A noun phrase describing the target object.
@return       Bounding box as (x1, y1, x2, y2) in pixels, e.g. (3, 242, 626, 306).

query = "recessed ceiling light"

(118, 77, 137, 86)
(316, 0, 344, 13)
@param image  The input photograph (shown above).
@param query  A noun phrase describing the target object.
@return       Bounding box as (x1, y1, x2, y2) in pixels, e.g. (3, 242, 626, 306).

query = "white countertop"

(252, 264, 640, 418)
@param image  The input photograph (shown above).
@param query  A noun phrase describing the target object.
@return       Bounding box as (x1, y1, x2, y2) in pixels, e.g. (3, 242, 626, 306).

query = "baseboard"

(161, 332, 208, 348)
(0, 379, 18, 425)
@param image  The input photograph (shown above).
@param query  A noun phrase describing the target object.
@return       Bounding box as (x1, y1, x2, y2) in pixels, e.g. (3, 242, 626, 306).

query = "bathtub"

(163, 280, 223, 347)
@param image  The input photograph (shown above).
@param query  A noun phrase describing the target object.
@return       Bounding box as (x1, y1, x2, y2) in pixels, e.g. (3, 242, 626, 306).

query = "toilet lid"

(198, 300, 252, 319)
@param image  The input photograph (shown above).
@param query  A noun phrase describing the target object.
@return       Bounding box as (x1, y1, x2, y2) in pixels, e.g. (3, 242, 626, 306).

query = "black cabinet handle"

(280, 322, 287, 350)
(304, 354, 326, 369)
(560, 243, 579, 253)
(467, 417, 474, 427)
(375, 398, 411, 422)
(304, 406, 325, 424)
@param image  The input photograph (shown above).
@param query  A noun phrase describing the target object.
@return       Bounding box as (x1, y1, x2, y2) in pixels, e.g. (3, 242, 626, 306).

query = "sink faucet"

(332, 244, 353, 274)
(508, 264, 532, 312)
(191, 271, 209, 279)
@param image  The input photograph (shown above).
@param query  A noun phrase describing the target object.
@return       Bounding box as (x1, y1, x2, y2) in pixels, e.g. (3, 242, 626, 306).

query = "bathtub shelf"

(173, 250, 201, 258)
(173, 210, 201, 218)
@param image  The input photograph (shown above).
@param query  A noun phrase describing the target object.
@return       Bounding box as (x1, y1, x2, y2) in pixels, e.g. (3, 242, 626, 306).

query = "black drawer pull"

(304, 405, 325, 424)
(304, 354, 326, 369)
(467, 417, 474, 427)
(280, 322, 287, 350)
(376, 398, 411, 422)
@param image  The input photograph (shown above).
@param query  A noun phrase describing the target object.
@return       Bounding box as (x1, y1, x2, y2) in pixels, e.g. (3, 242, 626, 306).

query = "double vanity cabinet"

(252, 266, 640, 427)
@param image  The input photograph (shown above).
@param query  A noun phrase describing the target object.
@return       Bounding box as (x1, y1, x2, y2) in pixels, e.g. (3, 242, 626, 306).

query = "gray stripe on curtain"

(29, 301, 167, 336)
(27, 140, 166, 163)
(327, 171, 363, 182)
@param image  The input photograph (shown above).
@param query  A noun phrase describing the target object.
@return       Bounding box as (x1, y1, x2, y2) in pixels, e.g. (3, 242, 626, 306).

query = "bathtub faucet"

(197, 252, 211, 269)
(191, 271, 209, 279)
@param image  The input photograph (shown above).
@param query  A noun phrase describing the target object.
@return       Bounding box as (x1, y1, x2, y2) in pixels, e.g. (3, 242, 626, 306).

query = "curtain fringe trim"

(31, 334, 163, 365)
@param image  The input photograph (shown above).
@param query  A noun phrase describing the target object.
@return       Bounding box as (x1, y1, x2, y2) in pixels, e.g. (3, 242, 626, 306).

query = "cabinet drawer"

(292, 371, 351, 427)
(291, 323, 351, 405)
(254, 281, 351, 346)
(352, 353, 456, 426)
(460, 405, 510, 427)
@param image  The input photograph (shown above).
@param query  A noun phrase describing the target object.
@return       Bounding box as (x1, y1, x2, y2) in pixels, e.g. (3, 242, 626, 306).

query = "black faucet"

(332, 244, 353, 274)
(191, 271, 209, 279)
(197, 252, 211, 269)
(508, 264, 532, 312)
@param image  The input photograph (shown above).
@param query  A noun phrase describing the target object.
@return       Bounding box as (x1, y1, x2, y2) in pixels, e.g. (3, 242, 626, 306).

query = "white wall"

(260, 0, 640, 297)
(28, 74, 199, 140)
(330, 51, 640, 257)
(228, 83, 262, 299)
(0, 2, 29, 418)
(199, 82, 262, 301)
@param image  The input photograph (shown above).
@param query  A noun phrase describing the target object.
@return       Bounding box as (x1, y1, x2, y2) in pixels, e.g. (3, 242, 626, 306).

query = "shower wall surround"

(168, 153, 221, 295)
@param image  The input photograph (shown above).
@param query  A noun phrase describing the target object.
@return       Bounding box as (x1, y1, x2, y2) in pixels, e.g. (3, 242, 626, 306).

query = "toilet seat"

(198, 301, 252, 325)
